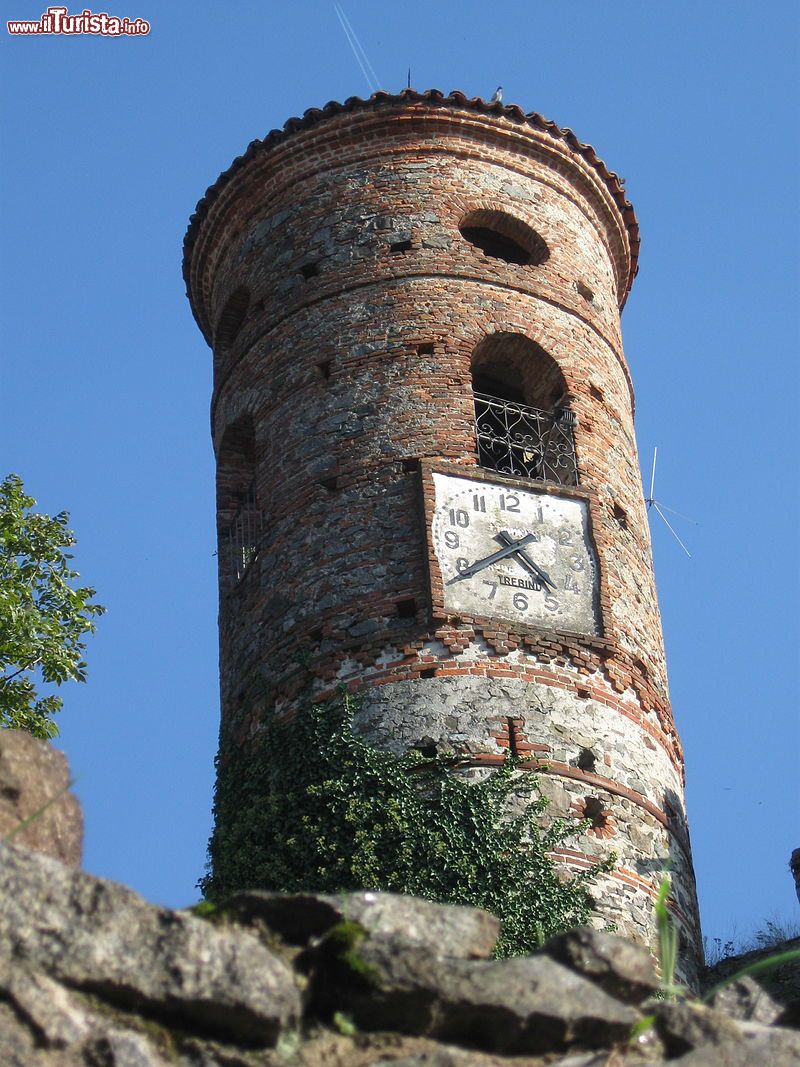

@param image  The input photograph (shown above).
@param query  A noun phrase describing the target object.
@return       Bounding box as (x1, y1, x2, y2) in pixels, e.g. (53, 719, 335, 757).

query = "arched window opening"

(471, 333, 578, 485)
(215, 287, 250, 356)
(459, 210, 548, 267)
(217, 415, 264, 586)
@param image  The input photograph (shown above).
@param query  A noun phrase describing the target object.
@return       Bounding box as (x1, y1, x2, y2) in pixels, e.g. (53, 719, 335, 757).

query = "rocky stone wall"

(1, 839, 798, 1067)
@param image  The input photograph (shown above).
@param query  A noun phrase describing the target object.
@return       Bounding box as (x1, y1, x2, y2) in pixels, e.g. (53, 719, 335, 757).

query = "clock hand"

(496, 530, 557, 591)
(446, 533, 537, 584)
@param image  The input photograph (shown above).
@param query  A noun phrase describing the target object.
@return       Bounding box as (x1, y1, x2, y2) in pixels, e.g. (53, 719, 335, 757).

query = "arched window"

(214, 287, 250, 360)
(459, 210, 548, 267)
(216, 415, 264, 585)
(471, 333, 578, 485)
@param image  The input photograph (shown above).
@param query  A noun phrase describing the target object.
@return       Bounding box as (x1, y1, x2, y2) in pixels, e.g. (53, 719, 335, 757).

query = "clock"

(428, 471, 600, 634)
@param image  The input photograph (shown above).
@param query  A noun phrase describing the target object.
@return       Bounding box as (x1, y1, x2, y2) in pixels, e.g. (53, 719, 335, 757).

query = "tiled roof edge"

(183, 89, 640, 304)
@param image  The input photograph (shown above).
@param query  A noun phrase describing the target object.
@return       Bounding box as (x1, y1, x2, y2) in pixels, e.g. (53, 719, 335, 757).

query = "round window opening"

(459, 210, 549, 267)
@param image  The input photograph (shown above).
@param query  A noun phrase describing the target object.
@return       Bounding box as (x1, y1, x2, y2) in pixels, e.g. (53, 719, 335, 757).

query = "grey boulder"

(225, 889, 500, 959)
(542, 927, 659, 1004)
(0, 842, 300, 1046)
(316, 936, 638, 1054)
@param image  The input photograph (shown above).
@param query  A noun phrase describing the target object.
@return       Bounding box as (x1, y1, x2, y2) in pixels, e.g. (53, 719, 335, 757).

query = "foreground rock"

(0, 728, 82, 864)
(226, 889, 500, 958)
(309, 938, 638, 1054)
(703, 935, 800, 1026)
(0, 842, 300, 1046)
(1, 840, 799, 1065)
(544, 927, 659, 1004)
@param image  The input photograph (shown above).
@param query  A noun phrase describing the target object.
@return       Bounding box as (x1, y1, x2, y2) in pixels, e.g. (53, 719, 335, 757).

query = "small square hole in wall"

(402, 458, 420, 472)
(316, 360, 332, 381)
(309, 627, 324, 643)
(389, 239, 412, 254)
(318, 476, 339, 492)
(583, 796, 607, 829)
(589, 383, 604, 402)
(417, 343, 434, 356)
(576, 280, 594, 303)
(577, 747, 597, 772)
(613, 503, 628, 529)
(300, 262, 319, 280)
(420, 668, 436, 679)
(633, 656, 649, 680)
(396, 598, 417, 619)
(413, 737, 438, 758)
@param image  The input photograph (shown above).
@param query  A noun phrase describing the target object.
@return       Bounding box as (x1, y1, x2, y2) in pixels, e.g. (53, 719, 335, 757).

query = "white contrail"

(333, 3, 379, 93)
(336, 3, 379, 89)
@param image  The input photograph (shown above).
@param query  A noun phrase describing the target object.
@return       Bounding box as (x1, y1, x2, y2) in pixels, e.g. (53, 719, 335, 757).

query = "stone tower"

(184, 90, 701, 981)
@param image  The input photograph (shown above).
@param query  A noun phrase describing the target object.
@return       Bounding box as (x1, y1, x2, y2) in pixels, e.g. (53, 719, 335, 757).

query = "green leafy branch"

(0, 474, 105, 738)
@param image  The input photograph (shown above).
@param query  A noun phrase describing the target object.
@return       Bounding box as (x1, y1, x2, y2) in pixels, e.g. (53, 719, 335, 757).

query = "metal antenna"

(407, 67, 411, 89)
(646, 446, 657, 507)
(644, 447, 695, 557)
(333, 3, 380, 94)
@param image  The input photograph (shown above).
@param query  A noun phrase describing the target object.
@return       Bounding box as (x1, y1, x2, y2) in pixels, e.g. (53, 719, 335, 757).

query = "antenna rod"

(407, 67, 411, 89)
(652, 502, 692, 557)
(647, 446, 658, 505)
(655, 501, 699, 525)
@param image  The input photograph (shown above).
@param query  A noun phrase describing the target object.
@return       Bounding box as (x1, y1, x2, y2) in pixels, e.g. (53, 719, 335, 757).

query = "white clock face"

(431, 472, 600, 634)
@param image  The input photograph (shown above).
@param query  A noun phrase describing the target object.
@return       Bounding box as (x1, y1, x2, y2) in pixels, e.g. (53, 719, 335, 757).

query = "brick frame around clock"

(418, 458, 615, 647)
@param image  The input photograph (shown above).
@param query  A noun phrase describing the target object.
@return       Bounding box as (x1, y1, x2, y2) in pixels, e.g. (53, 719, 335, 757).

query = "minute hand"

(447, 533, 537, 584)
(496, 530, 557, 591)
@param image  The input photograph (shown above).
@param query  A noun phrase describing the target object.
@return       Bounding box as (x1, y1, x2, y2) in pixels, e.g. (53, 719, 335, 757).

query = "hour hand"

(446, 533, 537, 584)
(495, 529, 556, 590)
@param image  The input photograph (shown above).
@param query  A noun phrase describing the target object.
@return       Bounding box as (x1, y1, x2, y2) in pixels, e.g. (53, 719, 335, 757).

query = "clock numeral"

(533, 506, 544, 523)
(456, 557, 470, 574)
(444, 531, 459, 549)
(482, 580, 497, 600)
(512, 592, 529, 612)
(449, 508, 470, 528)
(558, 529, 573, 546)
(563, 574, 579, 593)
(569, 556, 585, 572)
(472, 494, 486, 512)
(499, 493, 520, 513)
(544, 594, 560, 613)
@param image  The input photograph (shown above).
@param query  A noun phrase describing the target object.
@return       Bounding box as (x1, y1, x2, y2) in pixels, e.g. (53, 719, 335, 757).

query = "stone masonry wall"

(184, 92, 701, 981)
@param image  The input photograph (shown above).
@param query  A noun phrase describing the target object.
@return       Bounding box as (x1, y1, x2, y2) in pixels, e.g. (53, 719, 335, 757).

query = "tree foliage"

(0, 474, 105, 738)
(204, 690, 613, 956)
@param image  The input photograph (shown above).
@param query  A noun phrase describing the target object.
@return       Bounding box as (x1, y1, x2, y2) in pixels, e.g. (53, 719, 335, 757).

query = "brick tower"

(184, 90, 702, 981)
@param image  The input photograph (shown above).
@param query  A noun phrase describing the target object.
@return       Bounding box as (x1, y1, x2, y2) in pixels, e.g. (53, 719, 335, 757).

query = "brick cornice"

(184, 90, 639, 342)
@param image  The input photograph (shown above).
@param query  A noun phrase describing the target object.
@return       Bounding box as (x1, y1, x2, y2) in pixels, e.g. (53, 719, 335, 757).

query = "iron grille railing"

(221, 481, 264, 584)
(474, 392, 579, 485)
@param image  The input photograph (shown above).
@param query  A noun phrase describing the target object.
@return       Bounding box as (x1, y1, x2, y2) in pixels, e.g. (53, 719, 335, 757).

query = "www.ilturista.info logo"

(8, 6, 150, 35)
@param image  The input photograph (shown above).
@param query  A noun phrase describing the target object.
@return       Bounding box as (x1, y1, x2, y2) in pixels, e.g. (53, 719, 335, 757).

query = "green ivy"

(202, 689, 613, 957)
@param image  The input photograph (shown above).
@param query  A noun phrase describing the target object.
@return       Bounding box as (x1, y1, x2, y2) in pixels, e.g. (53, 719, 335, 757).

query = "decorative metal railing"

(473, 392, 579, 485)
(221, 481, 264, 584)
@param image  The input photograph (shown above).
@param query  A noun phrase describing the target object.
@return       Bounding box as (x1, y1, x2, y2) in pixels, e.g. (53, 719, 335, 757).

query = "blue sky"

(1, 1, 798, 951)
